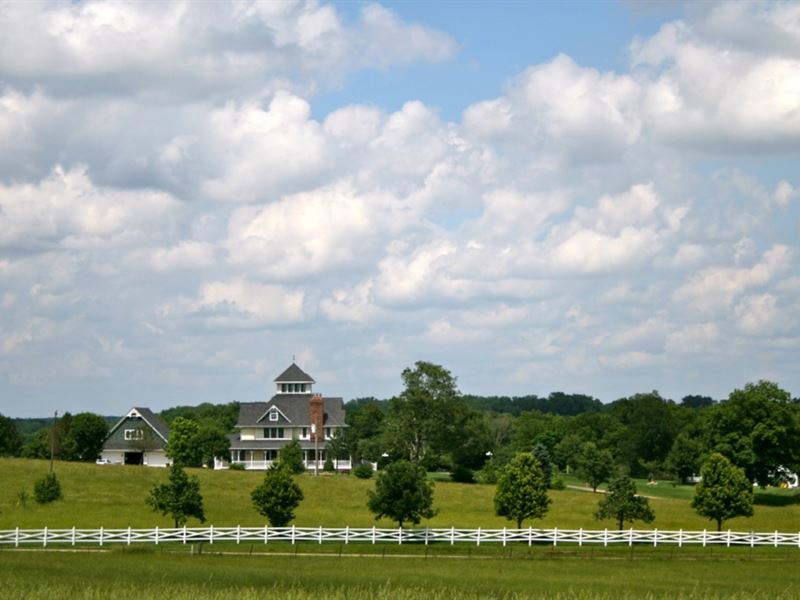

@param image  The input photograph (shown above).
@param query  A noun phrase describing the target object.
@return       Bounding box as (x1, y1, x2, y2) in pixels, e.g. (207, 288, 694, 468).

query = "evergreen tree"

(279, 439, 305, 474)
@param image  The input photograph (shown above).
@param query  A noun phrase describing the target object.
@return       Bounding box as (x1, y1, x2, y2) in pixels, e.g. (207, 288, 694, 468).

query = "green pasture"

(1, 458, 799, 532)
(2, 546, 800, 599)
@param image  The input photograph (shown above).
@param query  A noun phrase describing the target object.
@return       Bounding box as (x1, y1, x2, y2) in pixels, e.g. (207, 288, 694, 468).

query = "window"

(325, 427, 331, 439)
(301, 427, 309, 439)
(263, 428, 285, 439)
(124, 429, 144, 441)
(269, 410, 279, 422)
(281, 383, 287, 393)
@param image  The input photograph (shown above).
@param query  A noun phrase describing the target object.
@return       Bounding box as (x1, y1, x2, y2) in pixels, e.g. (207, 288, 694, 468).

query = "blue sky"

(0, 0, 799, 417)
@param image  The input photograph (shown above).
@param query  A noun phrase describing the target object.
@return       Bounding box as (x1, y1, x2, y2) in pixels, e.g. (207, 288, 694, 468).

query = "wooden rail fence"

(3, 526, 800, 548)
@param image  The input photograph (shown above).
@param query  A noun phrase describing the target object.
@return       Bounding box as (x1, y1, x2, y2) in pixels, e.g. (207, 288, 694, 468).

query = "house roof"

(274, 363, 315, 383)
(236, 396, 346, 428)
(104, 406, 170, 443)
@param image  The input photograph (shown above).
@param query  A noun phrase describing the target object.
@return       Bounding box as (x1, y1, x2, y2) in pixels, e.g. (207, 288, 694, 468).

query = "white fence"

(3, 526, 800, 548)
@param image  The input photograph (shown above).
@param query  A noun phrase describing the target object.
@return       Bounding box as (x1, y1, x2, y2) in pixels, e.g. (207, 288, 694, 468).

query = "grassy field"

(2, 458, 799, 532)
(2, 546, 800, 599)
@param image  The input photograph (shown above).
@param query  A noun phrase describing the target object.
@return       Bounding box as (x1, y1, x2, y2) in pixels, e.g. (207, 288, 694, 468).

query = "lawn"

(2, 458, 799, 533)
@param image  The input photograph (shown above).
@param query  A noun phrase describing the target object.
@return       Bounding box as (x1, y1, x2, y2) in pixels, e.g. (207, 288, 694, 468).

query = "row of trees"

(146, 449, 753, 534)
(341, 365, 800, 493)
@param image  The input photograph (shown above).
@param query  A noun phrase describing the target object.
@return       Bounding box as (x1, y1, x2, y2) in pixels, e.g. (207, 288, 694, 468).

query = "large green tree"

(576, 442, 615, 492)
(279, 439, 305, 474)
(666, 432, 704, 483)
(62, 412, 109, 462)
(384, 362, 471, 468)
(165, 417, 203, 467)
(146, 464, 206, 527)
(251, 465, 304, 526)
(494, 453, 551, 528)
(367, 460, 436, 527)
(704, 380, 800, 486)
(595, 476, 655, 530)
(691, 453, 753, 531)
(0, 413, 22, 456)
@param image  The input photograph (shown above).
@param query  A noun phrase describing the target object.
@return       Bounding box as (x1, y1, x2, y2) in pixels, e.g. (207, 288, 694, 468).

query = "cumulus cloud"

(0, 1, 456, 99)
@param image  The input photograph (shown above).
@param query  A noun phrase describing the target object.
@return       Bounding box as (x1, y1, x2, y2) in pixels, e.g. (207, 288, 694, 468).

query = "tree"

(595, 476, 655, 530)
(704, 381, 800, 486)
(251, 465, 304, 526)
(279, 439, 305, 474)
(494, 453, 551, 528)
(384, 362, 467, 467)
(666, 432, 704, 483)
(63, 413, 108, 462)
(0, 413, 22, 456)
(146, 464, 206, 527)
(576, 442, 615, 492)
(165, 417, 202, 467)
(193, 424, 230, 468)
(33, 472, 63, 504)
(691, 453, 753, 531)
(367, 460, 436, 527)
(532, 443, 553, 487)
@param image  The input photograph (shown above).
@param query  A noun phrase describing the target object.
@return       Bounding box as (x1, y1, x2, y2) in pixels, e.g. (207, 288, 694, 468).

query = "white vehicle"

(95, 458, 111, 465)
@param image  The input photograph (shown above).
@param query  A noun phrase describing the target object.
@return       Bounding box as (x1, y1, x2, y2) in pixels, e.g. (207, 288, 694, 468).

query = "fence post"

(579, 528, 583, 547)
(345, 526, 349, 545)
(100, 526, 104, 547)
(604, 528, 608, 547)
(726, 529, 731, 548)
(451, 526, 455, 546)
(398, 527, 402, 545)
(775, 530, 779, 548)
(372, 526, 376, 545)
(425, 528, 429, 546)
(503, 527, 507, 548)
(553, 527, 558, 547)
(264, 525, 268, 545)
(155, 526, 159, 545)
(320, 526, 324, 545)
(629, 528, 634, 547)
(292, 525, 296, 545)
(528, 526, 532, 547)
(183, 525, 187, 545)
(209, 525, 214, 545)
(750, 531, 754, 548)
(237, 525, 241, 545)
(72, 526, 76, 547)
(702, 529, 707, 548)
(15, 526, 19, 548)
(477, 527, 481, 547)
(653, 529, 658, 547)
(678, 529, 683, 548)
(43, 526, 47, 548)
(127, 526, 131, 546)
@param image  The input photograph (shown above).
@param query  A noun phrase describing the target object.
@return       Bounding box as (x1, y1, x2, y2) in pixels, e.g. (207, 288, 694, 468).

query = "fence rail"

(3, 526, 800, 548)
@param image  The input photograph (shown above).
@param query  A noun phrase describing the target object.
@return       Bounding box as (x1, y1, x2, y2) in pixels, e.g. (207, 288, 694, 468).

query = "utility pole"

(49, 410, 58, 473)
(312, 424, 319, 476)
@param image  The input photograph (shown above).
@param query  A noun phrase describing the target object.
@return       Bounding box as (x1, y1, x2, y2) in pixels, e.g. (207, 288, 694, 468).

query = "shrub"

(323, 454, 335, 473)
(450, 465, 475, 483)
(551, 476, 566, 490)
(229, 462, 245, 471)
(353, 464, 373, 479)
(34, 472, 63, 504)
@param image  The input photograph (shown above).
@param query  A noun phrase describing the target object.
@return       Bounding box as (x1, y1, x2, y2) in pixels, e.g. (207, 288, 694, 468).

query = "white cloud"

(0, 165, 179, 249)
(734, 293, 780, 335)
(165, 279, 307, 328)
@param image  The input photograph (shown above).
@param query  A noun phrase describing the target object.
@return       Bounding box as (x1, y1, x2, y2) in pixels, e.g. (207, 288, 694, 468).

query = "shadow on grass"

(753, 491, 800, 507)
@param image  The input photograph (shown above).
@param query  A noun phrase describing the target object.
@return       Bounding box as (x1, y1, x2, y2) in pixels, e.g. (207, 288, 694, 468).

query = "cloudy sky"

(1, 1, 799, 417)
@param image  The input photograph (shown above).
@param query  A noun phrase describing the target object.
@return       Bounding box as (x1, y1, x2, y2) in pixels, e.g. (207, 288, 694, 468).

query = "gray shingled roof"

(236, 396, 346, 428)
(105, 406, 170, 443)
(274, 363, 315, 383)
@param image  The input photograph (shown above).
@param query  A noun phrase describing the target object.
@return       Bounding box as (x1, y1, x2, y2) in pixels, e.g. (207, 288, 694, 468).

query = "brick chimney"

(309, 393, 325, 442)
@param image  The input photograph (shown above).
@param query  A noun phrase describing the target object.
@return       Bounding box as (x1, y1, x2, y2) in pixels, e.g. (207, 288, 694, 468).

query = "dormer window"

(269, 410, 278, 422)
(278, 382, 309, 394)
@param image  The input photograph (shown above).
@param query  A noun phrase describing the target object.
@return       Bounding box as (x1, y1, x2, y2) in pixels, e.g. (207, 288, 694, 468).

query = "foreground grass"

(2, 547, 800, 599)
(2, 458, 799, 532)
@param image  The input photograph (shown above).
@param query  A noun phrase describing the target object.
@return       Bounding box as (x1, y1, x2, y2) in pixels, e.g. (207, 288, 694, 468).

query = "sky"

(1, 1, 799, 418)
